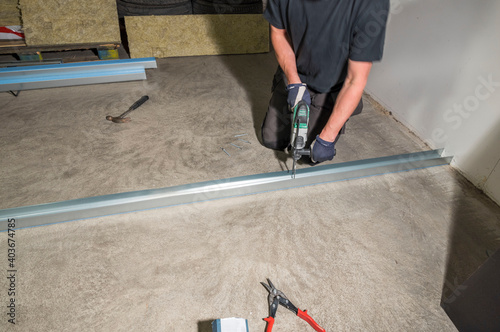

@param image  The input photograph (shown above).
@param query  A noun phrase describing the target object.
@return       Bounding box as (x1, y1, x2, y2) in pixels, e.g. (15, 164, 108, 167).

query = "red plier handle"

(264, 310, 325, 332)
(297, 309, 326, 332)
(264, 316, 275, 332)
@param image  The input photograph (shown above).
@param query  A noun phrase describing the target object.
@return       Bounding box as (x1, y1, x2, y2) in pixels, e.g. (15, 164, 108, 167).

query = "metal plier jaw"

(261, 279, 326, 332)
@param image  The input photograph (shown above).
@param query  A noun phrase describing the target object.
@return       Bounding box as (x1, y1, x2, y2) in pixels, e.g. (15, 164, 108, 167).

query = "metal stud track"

(0, 149, 452, 231)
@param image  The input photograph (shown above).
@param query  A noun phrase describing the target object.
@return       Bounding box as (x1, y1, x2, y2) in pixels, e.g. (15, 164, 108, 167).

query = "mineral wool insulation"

(125, 14, 269, 58)
(0, 0, 21, 26)
(19, 0, 120, 46)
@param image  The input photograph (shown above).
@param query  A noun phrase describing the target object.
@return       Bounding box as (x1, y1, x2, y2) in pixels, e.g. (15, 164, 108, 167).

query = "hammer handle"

(119, 95, 149, 118)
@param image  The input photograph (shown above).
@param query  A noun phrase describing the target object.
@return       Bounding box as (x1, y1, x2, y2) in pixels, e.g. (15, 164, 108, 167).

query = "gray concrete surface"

(0, 166, 499, 331)
(0, 52, 427, 209)
(0, 52, 499, 331)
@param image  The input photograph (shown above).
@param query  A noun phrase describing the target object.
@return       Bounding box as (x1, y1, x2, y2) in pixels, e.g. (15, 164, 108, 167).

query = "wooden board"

(19, 0, 121, 46)
(0, 41, 119, 55)
(125, 14, 269, 58)
(0, 40, 26, 49)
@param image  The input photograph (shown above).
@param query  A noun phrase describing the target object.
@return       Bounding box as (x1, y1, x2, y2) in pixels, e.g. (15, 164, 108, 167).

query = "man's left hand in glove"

(311, 135, 336, 163)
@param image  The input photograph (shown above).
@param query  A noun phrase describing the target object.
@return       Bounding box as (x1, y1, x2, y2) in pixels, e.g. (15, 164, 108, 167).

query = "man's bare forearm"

(270, 25, 301, 85)
(319, 60, 372, 142)
(318, 81, 365, 141)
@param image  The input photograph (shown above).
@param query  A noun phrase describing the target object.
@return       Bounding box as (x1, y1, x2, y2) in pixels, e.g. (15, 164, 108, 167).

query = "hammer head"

(106, 116, 131, 123)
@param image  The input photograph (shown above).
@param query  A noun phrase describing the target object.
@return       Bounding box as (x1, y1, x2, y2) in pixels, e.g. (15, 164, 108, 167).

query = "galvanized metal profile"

(0, 149, 452, 231)
(0, 59, 63, 67)
(0, 57, 157, 92)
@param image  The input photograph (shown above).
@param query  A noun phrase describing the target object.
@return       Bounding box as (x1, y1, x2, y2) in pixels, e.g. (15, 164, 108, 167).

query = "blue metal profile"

(0, 57, 157, 74)
(0, 57, 157, 92)
(0, 149, 452, 231)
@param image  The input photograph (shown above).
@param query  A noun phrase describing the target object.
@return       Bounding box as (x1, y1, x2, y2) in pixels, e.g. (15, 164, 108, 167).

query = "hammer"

(106, 95, 149, 123)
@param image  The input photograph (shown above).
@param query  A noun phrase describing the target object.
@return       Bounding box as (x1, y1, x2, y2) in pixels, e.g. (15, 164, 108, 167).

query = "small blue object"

(212, 318, 249, 332)
(97, 49, 120, 60)
(19, 53, 43, 61)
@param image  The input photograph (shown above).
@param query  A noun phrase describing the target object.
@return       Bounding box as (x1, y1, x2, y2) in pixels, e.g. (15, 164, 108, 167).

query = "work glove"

(287, 83, 311, 108)
(311, 135, 336, 163)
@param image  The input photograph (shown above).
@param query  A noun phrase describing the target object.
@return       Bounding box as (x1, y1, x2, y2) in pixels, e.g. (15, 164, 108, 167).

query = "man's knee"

(261, 102, 291, 151)
(261, 127, 289, 151)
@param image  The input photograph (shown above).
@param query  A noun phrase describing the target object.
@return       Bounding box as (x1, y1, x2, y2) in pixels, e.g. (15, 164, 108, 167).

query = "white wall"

(366, 0, 500, 204)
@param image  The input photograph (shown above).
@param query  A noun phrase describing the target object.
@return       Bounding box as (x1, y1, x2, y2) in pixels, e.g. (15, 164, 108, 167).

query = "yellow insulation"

(0, 0, 22, 26)
(20, 0, 120, 46)
(125, 14, 269, 58)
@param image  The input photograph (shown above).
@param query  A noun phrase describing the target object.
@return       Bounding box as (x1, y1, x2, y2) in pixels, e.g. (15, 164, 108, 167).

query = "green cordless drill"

(290, 100, 311, 178)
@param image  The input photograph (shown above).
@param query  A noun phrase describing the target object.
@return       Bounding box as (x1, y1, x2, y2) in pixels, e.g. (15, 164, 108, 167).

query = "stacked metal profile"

(0, 57, 157, 92)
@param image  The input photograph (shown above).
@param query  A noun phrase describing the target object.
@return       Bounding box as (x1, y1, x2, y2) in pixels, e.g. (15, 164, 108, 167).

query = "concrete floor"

(1, 52, 499, 331)
(0, 52, 427, 209)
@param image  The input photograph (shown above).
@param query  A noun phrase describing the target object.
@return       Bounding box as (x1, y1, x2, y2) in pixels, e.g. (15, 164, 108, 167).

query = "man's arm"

(270, 25, 301, 85)
(319, 60, 372, 142)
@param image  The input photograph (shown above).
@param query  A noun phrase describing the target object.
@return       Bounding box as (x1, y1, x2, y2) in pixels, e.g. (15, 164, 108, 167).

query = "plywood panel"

(0, 0, 21, 26)
(125, 14, 269, 58)
(20, 0, 120, 46)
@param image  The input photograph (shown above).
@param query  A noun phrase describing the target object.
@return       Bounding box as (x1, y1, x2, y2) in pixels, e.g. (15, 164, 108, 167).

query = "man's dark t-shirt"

(264, 0, 390, 93)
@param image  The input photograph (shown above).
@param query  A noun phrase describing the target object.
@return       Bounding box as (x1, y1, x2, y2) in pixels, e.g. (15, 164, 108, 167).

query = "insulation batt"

(125, 14, 269, 58)
(0, 0, 22, 26)
(20, 0, 120, 45)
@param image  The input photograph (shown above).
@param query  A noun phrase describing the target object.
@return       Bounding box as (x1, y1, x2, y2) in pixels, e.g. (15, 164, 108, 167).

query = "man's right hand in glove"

(287, 83, 311, 108)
